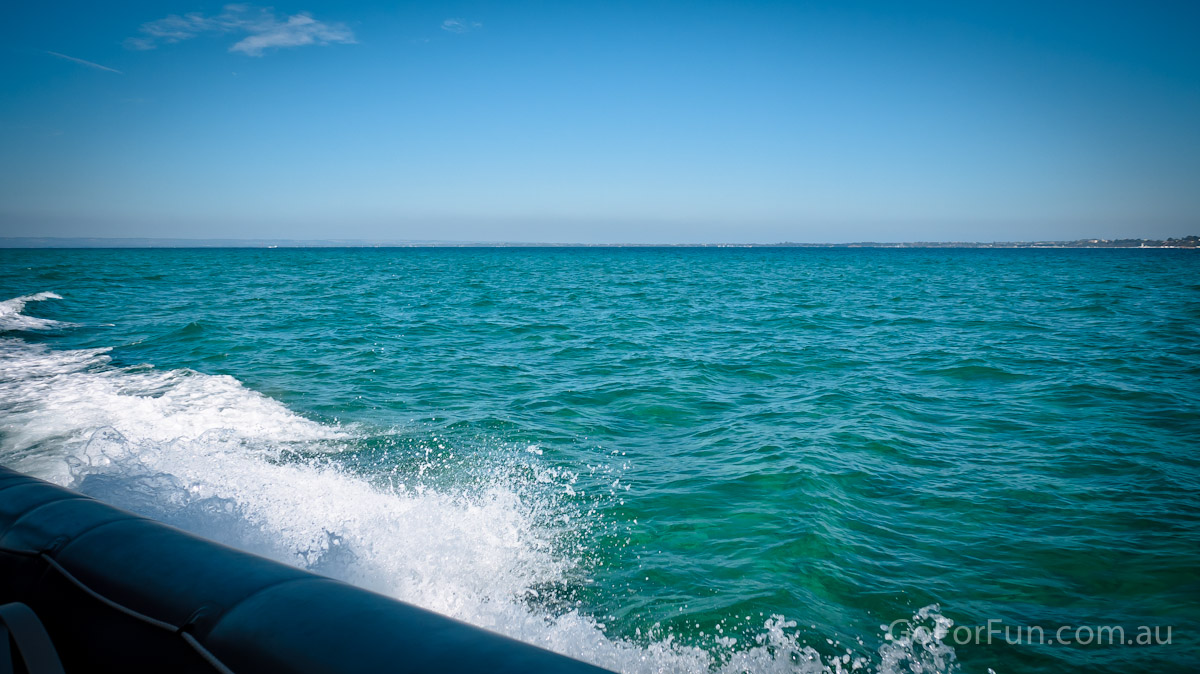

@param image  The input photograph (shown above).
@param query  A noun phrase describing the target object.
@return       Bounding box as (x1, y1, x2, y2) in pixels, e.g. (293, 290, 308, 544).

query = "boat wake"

(0, 292, 960, 673)
(0, 292, 70, 331)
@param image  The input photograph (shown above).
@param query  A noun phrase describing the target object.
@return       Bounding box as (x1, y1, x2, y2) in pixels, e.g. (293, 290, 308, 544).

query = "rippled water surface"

(1, 248, 1197, 673)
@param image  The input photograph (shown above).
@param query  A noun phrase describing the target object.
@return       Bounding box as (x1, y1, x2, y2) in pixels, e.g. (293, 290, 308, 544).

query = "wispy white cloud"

(46, 51, 123, 74)
(126, 5, 355, 57)
(441, 18, 482, 34)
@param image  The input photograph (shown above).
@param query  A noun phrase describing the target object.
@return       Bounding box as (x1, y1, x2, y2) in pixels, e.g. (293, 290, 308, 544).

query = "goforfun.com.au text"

(887, 618, 1173, 647)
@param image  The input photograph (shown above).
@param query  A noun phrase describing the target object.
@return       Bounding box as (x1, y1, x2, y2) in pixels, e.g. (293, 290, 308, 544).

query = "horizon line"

(1, 236, 1197, 249)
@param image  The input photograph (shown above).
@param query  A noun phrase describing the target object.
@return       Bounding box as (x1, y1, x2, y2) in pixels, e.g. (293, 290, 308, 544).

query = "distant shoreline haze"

(0, 236, 1197, 249)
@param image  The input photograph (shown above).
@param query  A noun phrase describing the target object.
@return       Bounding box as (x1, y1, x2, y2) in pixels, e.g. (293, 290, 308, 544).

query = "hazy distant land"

(1, 236, 1196, 249)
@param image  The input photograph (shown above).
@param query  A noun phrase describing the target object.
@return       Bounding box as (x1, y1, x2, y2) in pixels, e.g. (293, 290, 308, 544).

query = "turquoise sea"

(1, 248, 1197, 673)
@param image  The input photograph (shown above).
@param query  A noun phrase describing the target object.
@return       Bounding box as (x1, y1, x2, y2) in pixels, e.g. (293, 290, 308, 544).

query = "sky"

(1, 1, 1197, 244)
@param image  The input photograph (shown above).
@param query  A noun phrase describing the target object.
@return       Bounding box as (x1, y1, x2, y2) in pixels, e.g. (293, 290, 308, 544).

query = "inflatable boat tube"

(0, 466, 613, 674)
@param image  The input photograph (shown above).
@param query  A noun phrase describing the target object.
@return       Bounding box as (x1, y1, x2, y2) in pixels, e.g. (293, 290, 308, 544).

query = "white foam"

(0, 292, 961, 673)
(0, 338, 340, 483)
(0, 292, 67, 331)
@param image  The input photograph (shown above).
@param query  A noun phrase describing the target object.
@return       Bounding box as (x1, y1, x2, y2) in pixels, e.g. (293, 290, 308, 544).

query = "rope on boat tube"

(0, 545, 237, 674)
(0, 602, 65, 674)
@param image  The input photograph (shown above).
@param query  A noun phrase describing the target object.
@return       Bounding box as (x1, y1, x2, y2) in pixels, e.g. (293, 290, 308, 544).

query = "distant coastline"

(1, 236, 1197, 249)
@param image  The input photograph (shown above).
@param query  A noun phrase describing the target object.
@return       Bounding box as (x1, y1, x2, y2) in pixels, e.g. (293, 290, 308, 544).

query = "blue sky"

(1, 1, 1197, 243)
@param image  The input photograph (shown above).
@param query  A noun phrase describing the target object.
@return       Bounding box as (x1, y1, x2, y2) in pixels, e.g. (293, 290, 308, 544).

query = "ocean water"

(1, 247, 1197, 673)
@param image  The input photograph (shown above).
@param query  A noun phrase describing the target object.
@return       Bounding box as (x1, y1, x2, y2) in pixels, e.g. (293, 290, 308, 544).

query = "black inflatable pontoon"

(0, 466, 613, 674)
